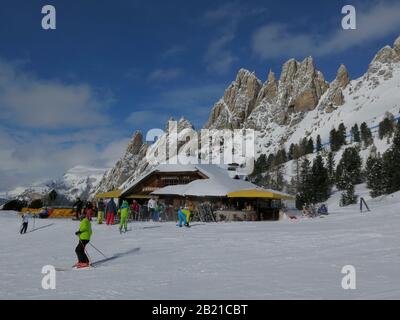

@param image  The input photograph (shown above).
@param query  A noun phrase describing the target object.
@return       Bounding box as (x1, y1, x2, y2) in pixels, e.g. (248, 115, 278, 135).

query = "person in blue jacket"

(318, 204, 328, 215)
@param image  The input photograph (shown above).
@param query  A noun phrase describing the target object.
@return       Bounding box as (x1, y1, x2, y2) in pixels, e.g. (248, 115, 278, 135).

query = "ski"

(55, 265, 95, 272)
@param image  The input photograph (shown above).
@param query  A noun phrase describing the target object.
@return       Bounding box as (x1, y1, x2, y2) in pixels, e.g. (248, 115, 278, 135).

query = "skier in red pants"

(106, 198, 118, 225)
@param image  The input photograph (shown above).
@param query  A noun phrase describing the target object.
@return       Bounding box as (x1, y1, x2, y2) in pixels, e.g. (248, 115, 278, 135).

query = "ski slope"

(1, 188, 400, 300)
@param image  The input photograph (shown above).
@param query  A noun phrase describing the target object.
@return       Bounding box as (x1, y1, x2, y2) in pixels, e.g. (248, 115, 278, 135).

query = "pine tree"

(311, 155, 330, 203)
(270, 165, 285, 192)
(300, 138, 308, 157)
(340, 172, 357, 206)
(360, 122, 373, 148)
(297, 158, 313, 205)
(378, 116, 395, 140)
(288, 143, 296, 161)
(307, 138, 314, 154)
(382, 122, 400, 194)
(330, 128, 340, 152)
(351, 124, 361, 143)
(275, 148, 287, 165)
(251, 154, 267, 177)
(366, 153, 384, 198)
(266, 154, 275, 169)
(316, 135, 322, 152)
(326, 152, 336, 186)
(338, 123, 347, 146)
(336, 147, 362, 190)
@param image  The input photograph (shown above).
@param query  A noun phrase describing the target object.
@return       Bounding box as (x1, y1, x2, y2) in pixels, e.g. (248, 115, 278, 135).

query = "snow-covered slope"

(1, 186, 400, 299)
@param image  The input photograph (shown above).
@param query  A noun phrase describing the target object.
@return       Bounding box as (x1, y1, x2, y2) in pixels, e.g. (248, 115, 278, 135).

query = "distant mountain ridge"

(4, 166, 106, 204)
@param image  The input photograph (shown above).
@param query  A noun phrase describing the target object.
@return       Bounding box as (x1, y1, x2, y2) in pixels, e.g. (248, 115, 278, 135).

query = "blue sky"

(0, 0, 400, 191)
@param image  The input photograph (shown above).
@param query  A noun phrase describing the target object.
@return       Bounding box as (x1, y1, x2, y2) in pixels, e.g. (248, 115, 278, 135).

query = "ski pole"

(88, 242, 108, 259)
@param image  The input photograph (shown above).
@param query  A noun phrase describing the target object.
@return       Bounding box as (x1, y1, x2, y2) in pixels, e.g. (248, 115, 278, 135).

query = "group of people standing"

(72, 196, 168, 232)
(69, 196, 190, 269)
(302, 203, 328, 218)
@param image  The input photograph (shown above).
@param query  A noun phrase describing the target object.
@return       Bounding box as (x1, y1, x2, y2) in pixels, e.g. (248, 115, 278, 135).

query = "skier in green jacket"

(74, 215, 92, 268)
(119, 200, 130, 234)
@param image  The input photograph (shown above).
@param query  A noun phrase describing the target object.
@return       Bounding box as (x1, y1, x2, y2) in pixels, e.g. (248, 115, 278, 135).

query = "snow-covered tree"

(326, 152, 336, 186)
(311, 155, 330, 203)
(340, 172, 357, 206)
(382, 122, 400, 194)
(366, 153, 385, 198)
(360, 122, 373, 148)
(336, 147, 362, 190)
(351, 124, 361, 143)
(297, 157, 313, 205)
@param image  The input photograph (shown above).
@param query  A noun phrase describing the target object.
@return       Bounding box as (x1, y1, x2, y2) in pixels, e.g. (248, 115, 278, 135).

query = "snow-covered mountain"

(6, 166, 107, 204)
(90, 35, 400, 195)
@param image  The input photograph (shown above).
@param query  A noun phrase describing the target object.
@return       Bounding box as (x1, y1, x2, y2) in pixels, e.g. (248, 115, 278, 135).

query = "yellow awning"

(125, 194, 152, 199)
(95, 189, 122, 199)
(227, 189, 295, 200)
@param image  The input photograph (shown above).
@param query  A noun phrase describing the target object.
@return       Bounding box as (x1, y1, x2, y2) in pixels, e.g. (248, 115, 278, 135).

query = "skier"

(106, 198, 118, 225)
(119, 200, 130, 233)
(20, 212, 29, 234)
(74, 214, 93, 269)
(318, 204, 328, 215)
(148, 197, 158, 222)
(177, 207, 191, 228)
(97, 198, 105, 224)
(84, 201, 94, 221)
(38, 207, 49, 219)
(73, 197, 84, 220)
(130, 200, 139, 220)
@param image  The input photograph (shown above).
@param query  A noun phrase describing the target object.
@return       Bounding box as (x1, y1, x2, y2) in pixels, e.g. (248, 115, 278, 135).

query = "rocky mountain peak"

(256, 69, 278, 105)
(126, 131, 144, 155)
(367, 36, 400, 84)
(205, 68, 262, 129)
(177, 117, 194, 131)
(267, 69, 276, 83)
(372, 45, 400, 65)
(318, 64, 350, 113)
(370, 36, 400, 68)
(395, 36, 400, 54)
(336, 64, 350, 89)
(278, 56, 329, 114)
(279, 58, 298, 83)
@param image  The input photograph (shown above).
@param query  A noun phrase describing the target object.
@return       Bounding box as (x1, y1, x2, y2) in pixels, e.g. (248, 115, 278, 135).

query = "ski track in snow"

(1, 186, 400, 300)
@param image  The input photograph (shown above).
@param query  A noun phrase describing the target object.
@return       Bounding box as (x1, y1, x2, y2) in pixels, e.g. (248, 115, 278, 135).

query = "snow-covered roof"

(151, 164, 257, 197)
(121, 163, 201, 195)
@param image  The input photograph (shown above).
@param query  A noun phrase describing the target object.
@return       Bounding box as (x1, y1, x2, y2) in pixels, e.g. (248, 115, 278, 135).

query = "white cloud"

(0, 127, 128, 191)
(252, 1, 400, 59)
(161, 45, 186, 59)
(127, 110, 170, 128)
(202, 2, 266, 75)
(147, 68, 184, 82)
(205, 32, 238, 75)
(0, 59, 112, 129)
(0, 58, 125, 191)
